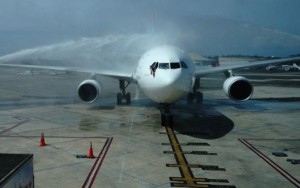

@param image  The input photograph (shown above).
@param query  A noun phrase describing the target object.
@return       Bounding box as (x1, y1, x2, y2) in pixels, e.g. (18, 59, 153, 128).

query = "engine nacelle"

(77, 79, 101, 103)
(223, 76, 253, 101)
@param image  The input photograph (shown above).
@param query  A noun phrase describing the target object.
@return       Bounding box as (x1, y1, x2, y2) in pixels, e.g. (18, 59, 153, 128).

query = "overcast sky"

(0, 0, 300, 57)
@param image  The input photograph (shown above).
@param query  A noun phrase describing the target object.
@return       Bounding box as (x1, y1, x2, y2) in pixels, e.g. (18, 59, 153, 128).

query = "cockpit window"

(159, 63, 169, 69)
(180, 61, 188, 69)
(170, 62, 181, 69)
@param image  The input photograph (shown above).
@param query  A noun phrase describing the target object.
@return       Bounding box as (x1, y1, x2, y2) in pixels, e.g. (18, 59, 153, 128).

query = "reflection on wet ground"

(0, 68, 299, 187)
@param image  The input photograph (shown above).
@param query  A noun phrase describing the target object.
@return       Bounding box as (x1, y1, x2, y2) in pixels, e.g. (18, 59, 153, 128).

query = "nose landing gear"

(160, 103, 174, 127)
(187, 92, 203, 104)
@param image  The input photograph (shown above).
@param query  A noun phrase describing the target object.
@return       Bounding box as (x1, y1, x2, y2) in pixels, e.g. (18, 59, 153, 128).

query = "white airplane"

(0, 45, 299, 125)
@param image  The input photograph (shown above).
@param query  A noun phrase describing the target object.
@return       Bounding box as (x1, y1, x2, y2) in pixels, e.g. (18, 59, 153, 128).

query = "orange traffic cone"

(88, 142, 95, 159)
(40, 132, 46, 147)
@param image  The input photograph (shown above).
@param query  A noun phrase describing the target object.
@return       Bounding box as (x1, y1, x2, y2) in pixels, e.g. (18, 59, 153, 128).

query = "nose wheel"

(160, 103, 173, 127)
(117, 80, 131, 105)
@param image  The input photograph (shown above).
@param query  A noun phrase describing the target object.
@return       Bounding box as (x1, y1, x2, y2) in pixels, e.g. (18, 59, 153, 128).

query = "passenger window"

(159, 63, 169, 69)
(170, 62, 181, 69)
(180, 61, 188, 69)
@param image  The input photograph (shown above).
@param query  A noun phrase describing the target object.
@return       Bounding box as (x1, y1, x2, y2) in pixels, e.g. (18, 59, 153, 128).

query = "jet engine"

(77, 79, 101, 103)
(223, 76, 253, 101)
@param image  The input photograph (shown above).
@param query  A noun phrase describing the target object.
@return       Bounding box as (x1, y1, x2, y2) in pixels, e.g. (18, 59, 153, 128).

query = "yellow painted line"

(167, 164, 220, 169)
(165, 126, 234, 187)
(166, 126, 197, 187)
(171, 183, 209, 188)
(170, 177, 229, 183)
(162, 142, 210, 146)
(170, 177, 207, 182)
(164, 151, 216, 155)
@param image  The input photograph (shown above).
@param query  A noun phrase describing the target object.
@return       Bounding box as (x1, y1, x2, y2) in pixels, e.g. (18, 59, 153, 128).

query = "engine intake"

(78, 79, 101, 103)
(223, 76, 253, 101)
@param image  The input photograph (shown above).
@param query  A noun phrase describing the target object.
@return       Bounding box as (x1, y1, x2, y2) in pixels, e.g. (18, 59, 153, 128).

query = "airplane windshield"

(159, 63, 170, 69)
(158, 62, 187, 69)
(170, 62, 181, 69)
(180, 61, 188, 69)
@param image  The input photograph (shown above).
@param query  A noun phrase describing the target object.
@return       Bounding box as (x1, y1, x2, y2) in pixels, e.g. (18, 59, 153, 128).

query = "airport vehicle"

(0, 154, 34, 188)
(281, 63, 300, 71)
(266, 65, 278, 71)
(0, 45, 299, 124)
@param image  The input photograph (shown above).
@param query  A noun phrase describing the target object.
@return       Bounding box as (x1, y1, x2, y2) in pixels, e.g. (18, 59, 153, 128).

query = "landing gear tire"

(159, 103, 173, 127)
(187, 93, 193, 104)
(161, 115, 166, 126)
(126, 93, 131, 105)
(117, 93, 122, 105)
(187, 92, 203, 104)
(117, 92, 131, 105)
(195, 92, 203, 104)
(161, 113, 173, 127)
(117, 80, 131, 105)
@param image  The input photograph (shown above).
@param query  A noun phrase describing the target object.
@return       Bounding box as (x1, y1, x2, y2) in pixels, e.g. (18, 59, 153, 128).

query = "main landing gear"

(160, 103, 173, 127)
(117, 80, 131, 105)
(187, 92, 203, 104)
(187, 78, 203, 104)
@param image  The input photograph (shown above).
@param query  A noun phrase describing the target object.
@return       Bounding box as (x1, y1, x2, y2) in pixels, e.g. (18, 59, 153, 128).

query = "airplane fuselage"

(1, 39, 299, 107)
(134, 46, 195, 103)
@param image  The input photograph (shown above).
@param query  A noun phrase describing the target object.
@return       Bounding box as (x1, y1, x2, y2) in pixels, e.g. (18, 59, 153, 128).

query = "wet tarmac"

(0, 68, 299, 187)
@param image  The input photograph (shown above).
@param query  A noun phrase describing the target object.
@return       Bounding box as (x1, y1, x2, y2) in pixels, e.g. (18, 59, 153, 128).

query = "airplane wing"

(193, 57, 300, 77)
(0, 63, 135, 82)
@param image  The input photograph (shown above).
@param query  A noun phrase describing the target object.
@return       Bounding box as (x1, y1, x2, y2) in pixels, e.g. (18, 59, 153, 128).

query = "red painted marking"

(82, 139, 109, 188)
(82, 137, 113, 188)
(239, 138, 300, 187)
(89, 137, 113, 187)
(0, 118, 113, 188)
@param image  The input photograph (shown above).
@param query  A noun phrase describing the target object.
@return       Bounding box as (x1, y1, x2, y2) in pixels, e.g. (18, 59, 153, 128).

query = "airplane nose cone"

(162, 69, 182, 86)
(150, 69, 190, 103)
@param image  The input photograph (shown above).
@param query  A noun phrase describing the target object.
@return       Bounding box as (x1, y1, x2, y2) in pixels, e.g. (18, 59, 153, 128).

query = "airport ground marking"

(0, 132, 113, 188)
(162, 142, 210, 146)
(165, 126, 194, 187)
(82, 137, 113, 188)
(165, 126, 235, 188)
(0, 135, 109, 139)
(0, 116, 30, 135)
(239, 138, 300, 187)
(164, 150, 217, 155)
